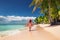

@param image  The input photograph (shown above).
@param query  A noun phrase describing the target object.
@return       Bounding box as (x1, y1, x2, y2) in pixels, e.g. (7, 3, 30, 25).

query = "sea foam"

(0, 30, 20, 37)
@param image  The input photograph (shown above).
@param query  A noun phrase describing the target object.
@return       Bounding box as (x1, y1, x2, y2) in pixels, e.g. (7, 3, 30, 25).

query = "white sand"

(0, 24, 60, 40)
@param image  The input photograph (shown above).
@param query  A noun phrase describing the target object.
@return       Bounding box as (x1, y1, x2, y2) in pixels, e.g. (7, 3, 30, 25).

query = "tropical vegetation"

(30, 0, 60, 24)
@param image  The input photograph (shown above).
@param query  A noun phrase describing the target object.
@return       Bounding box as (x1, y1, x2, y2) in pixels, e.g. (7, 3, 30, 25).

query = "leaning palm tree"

(29, 0, 60, 24)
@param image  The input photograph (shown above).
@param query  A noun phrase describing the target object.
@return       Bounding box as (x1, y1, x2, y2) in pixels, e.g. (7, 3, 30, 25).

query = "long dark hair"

(29, 19, 32, 23)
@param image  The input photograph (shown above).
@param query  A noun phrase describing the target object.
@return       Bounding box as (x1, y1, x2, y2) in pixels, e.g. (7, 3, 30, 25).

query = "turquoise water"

(0, 25, 25, 31)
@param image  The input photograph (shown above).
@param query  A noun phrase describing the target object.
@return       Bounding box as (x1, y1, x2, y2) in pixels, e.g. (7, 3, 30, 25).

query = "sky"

(0, 0, 40, 17)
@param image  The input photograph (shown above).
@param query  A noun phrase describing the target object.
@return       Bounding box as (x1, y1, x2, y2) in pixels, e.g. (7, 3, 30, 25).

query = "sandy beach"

(0, 25, 60, 40)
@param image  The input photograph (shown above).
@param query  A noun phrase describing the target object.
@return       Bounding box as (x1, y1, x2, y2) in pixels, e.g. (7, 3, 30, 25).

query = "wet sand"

(0, 25, 60, 40)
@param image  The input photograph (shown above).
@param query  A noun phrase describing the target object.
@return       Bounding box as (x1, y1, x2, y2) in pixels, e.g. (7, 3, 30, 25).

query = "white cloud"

(0, 16, 36, 24)
(6, 16, 36, 21)
(0, 16, 6, 18)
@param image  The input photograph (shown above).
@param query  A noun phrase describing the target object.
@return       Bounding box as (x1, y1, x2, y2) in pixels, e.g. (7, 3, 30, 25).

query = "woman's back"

(28, 22, 33, 27)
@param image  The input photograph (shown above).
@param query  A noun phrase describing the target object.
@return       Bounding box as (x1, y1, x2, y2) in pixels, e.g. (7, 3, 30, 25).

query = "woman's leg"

(29, 27, 31, 31)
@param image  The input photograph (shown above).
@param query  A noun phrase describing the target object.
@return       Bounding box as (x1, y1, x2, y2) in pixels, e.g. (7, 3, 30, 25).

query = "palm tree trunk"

(48, 0, 53, 24)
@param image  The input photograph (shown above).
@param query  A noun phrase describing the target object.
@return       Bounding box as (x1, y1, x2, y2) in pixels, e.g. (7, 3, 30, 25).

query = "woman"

(26, 19, 33, 31)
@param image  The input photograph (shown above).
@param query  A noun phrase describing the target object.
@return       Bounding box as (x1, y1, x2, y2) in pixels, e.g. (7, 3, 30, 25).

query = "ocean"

(0, 25, 25, 31)
(0, 25, 26, 36)
(0, 24, 36, 36)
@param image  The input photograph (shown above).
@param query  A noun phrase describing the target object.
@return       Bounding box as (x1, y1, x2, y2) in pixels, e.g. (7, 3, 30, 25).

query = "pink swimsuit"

(28, 23, 33, 27)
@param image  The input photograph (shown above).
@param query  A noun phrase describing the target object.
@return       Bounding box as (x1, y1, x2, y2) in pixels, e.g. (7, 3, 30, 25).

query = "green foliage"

(30, 0, 60, 23)
(34, 15, 50, 24)
(34, 16, 43, 24)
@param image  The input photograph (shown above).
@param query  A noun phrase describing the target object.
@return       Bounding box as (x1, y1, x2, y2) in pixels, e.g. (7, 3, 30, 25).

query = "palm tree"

(29, 0, 60, 24)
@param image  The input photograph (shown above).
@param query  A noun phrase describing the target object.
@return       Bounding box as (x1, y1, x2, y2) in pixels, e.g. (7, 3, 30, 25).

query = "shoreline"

(0, 30, 20, 37)
(0, 24, 59, 37)
(0, 24, 60, 40)
(0, 28, 26, 37)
